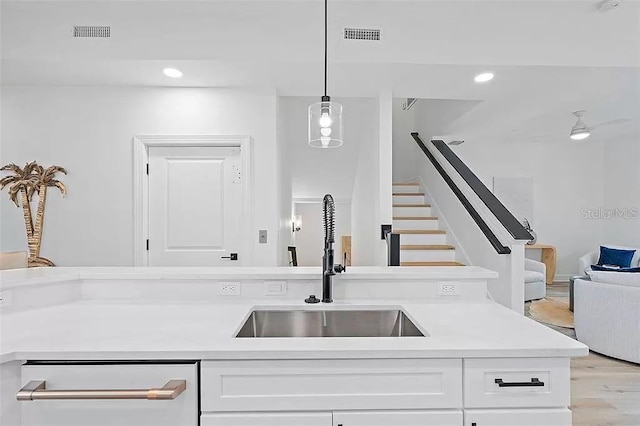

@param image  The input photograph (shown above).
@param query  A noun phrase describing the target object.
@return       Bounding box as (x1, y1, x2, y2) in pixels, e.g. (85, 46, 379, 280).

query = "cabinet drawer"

(464, 408, 571, 426)
(464, 358, 569, 409)
(201, 412, 332, 426)
(334, 410, 463, 426)
(20, 362, 198, 426)
(201, 359, 462, 412)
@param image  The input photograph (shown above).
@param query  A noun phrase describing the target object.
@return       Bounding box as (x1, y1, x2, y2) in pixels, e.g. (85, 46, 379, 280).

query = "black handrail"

(427, 137, 533, 241)
(410, 133, 512, 254)
(382, 225, 400, 266)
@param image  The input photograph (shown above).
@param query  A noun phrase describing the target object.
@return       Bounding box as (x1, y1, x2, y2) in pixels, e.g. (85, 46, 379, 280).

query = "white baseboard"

(553, 274, 573, 283)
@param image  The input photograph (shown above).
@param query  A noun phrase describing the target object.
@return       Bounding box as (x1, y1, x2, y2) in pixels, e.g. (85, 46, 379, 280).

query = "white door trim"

(133, 135, 252, 266)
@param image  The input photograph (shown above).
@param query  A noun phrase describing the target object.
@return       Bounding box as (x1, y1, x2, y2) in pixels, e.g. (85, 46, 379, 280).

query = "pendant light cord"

(324, 0, 328, 97)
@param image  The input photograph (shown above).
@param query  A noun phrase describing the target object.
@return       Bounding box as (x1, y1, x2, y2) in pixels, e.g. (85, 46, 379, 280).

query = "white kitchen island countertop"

(0, 298, 587, 364)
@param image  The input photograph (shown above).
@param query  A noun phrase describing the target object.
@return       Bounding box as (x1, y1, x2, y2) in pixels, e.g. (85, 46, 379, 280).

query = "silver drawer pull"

(17, 379, 186, 401)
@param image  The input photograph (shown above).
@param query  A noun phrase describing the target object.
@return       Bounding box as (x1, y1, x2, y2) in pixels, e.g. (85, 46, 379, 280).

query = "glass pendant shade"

(309, 98, 343, 148)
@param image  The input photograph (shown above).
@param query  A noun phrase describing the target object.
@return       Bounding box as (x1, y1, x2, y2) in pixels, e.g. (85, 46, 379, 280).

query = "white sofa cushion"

(587, 270, 640, 287)
(524, 270, 545, 284)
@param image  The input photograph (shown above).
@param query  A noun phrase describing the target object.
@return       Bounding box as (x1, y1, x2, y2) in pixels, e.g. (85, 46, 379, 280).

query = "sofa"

(524, 258, 546, 301)
(574, 271, 640, 364)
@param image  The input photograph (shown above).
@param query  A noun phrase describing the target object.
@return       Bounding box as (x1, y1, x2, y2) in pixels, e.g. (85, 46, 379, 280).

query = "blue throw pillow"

(591, 264, 640, 273)
(597, 246, 636, 268)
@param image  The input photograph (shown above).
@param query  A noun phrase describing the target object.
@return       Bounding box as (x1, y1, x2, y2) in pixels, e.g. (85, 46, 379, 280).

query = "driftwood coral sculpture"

(1, 162, 67, 267)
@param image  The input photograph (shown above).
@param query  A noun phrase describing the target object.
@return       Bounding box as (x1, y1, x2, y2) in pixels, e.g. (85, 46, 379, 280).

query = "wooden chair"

(0, 251, 28, 270)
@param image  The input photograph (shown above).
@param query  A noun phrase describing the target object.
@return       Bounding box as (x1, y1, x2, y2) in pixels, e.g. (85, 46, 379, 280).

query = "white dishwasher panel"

(20, 362, 198, 426)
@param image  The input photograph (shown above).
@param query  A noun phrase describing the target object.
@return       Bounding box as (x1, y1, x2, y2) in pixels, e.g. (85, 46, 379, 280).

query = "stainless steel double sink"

(236, 309, 425, 338)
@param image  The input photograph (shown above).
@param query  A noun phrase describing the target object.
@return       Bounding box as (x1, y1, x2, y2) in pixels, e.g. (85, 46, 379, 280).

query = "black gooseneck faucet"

(322, 194, 345, 303)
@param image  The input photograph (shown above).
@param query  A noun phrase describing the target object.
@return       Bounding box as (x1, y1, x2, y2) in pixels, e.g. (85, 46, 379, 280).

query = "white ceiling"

(1, 0, 639, 140)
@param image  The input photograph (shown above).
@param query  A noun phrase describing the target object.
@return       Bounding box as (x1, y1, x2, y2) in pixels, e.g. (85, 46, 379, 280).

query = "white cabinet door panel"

(464, 358, 570, 409)
(333, 410, 463, 426)
(201, 412, 332, 426)
(201, 359, 462, 412)
(149, 146, 243, 266)
(20, 363, 198, 426)
(464, 408, 571, 426)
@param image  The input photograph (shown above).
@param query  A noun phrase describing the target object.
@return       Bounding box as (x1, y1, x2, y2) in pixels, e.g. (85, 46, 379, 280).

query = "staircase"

(392, 183, 464, 267)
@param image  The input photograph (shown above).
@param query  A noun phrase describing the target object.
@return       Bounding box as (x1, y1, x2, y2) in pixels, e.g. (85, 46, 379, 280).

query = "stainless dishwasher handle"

(17, 379, 186, 401)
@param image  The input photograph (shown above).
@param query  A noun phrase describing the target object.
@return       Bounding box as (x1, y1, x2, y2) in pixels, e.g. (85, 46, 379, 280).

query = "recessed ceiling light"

(474, 72, 494, 83)
(163, 68, 183, 78)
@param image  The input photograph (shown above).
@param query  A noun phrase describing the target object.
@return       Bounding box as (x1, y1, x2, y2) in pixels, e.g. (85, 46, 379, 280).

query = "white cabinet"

(201, 359, 462, 412)
(20, 362, 198, 426)
(333, 410, 463, 426)
(464, 408, 572, 426)
(202, 410, 463, 426)
(463, 358, 570, 409)
(200, 357, 573, 426)
(201, 412, 333, 426)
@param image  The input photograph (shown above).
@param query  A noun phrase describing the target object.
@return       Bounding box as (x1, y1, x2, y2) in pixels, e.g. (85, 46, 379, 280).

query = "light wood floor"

(526, 283, 640, 426)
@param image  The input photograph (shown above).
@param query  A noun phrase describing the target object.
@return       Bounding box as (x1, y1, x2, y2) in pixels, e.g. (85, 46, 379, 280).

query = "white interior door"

(148, 146, 243, 266)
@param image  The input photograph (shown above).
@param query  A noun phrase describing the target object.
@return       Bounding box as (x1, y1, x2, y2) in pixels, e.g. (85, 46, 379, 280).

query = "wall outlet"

(438, 282, 459, 296)
(265, 280, 287, 296)
(258, 230, 268, 244)
(0, 290, 13, 308)
(218, 282, 241, 296)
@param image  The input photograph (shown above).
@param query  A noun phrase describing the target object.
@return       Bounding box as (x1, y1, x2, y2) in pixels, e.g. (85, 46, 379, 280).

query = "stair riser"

(393, 195, 425, 204)
(393, 220, 439, 230)
(400, 234, 447, 245)
(392, 185, 421, 193)
(400, 250, 456, 262)
(393, 206, 432, 217)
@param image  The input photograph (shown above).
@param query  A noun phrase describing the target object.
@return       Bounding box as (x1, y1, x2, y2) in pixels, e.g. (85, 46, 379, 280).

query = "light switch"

(259, 229, 268, 244)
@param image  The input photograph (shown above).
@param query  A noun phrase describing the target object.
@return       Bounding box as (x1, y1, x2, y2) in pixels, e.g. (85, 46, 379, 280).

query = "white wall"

(392, 99, 418, 183)
(293, 201, 351, 267)
(603, 136, 640, 249)
(280, 96, 374, 201)
(449, 138, 606, 280)
(378, 92, 393, 254)
(276, 95, 293, 266)
(350, 100, 383, 266)
(0, 86, 280, 266)
(279, 96, 381, 266)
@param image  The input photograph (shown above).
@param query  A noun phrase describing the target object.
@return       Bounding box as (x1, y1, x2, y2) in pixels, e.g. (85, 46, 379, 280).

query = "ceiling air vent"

(344, 28, 381, 41)
(73, 26, 111, 38)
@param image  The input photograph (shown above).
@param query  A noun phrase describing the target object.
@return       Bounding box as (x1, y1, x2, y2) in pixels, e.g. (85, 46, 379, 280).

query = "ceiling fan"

(569, 110, 631, 141)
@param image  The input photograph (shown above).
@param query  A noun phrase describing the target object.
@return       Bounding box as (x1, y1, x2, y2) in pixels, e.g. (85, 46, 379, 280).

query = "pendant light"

(308, 0, 343, 148)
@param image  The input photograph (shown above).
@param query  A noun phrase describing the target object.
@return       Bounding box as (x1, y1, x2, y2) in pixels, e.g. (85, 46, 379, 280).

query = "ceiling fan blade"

(501, 133, 550, 143)
(591, 118, 632, 129)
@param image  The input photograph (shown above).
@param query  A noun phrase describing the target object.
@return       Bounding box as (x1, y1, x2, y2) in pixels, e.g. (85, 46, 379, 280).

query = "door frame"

(133, 135, 252, 266)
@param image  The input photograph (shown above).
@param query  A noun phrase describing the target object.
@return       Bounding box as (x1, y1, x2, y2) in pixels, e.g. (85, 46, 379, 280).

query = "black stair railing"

(382, 225, 400, 266)
(411, 133, 532, 255)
